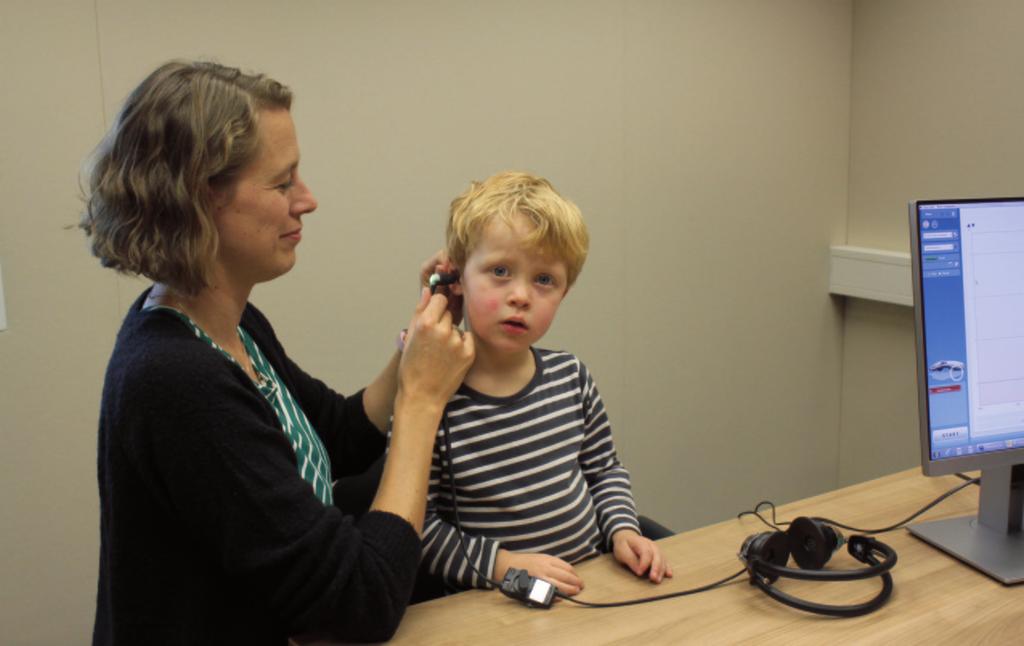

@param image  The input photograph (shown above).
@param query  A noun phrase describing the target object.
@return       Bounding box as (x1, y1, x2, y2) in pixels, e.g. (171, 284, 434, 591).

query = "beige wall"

(618, 1, 850, 526)
(1, 1, 858, 642)
(0, 2, 118, 641)
(839, 0, 1024, 485)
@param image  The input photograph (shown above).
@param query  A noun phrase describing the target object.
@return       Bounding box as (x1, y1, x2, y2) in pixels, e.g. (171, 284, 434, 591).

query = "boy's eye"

(492, 266, 509, 278)
(536, 274, 554, 286)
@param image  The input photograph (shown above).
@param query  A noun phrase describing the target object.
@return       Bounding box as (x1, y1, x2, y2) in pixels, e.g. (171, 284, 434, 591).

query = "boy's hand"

(611, 529, 673, 583)
(495, 549, 583, 596)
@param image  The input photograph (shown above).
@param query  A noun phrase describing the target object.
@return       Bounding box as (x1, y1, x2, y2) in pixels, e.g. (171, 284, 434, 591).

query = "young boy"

(422, 171, 672, 596)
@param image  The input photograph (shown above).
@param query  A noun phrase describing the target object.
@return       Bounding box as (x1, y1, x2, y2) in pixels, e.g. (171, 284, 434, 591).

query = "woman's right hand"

(419, 249, 463, 326)
(370, 289, 472, 533)
(397, 287, 474, 410)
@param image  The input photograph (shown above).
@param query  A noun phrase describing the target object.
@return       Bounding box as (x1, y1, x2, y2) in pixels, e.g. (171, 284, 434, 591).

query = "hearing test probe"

(429, 271, 460, 294)
(397, 272, 462, 351)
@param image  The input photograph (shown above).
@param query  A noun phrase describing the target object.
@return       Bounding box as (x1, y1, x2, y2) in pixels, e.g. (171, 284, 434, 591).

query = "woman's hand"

(371, 288, 473, 533)
(398, 287, 474, 409)
(419, 249, 463, 326)
(611, 529, 673, 583)
(495, 549, 584, 597)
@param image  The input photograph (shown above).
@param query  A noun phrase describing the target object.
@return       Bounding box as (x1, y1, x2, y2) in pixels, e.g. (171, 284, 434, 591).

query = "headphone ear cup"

(787, 517, 843, 570)
(741, 531, 790, 582)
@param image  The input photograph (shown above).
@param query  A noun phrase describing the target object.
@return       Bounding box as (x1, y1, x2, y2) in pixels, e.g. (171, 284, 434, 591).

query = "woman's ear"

(208, 180, 236, 214)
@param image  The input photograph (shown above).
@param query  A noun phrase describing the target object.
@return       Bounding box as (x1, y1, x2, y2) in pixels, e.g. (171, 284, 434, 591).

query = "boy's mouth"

(500, 318, 529, 333)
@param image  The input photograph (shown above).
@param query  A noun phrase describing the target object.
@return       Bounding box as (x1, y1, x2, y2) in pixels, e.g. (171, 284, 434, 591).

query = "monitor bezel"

(910, 197, 1024, 476)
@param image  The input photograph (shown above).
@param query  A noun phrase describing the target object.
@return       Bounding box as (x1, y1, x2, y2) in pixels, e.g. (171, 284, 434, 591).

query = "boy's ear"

(446, 266, 464, 295)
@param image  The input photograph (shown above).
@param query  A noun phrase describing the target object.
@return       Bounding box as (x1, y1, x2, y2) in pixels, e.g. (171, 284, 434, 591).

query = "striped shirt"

(422, 348, 640, 589)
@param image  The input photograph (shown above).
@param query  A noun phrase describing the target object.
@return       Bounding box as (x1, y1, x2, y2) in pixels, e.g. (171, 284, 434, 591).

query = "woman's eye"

(492, 266, 509, 278)
(276, 181, 294, 192)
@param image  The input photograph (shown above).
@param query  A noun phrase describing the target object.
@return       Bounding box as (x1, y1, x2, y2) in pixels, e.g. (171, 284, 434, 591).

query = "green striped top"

(146, 305, 334, 506)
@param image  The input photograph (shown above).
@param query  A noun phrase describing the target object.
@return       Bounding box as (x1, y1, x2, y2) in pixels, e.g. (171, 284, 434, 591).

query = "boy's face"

(456, 213, 569, 355)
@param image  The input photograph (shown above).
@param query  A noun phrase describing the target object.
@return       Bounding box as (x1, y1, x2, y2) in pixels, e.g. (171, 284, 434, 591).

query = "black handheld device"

(429, 271, 460, 294)
(500, 568, 556, 609)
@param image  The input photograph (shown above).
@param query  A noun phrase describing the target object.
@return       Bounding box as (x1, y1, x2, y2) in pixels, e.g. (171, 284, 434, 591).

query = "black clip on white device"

(500, 568, 556, 609)
(429, 271, 460, 294)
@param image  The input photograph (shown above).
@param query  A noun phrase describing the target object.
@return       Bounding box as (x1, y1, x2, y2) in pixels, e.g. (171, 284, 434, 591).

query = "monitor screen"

(912, 198, 1024, 474)
(909, 197, 1024, 584)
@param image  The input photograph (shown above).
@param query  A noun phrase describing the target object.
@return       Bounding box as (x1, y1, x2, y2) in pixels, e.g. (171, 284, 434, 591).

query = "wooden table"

(385, 469, 1022, 644)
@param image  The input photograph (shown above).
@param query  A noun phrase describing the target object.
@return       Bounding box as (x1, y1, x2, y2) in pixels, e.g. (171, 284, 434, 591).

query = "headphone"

(738, 516, 897, 617)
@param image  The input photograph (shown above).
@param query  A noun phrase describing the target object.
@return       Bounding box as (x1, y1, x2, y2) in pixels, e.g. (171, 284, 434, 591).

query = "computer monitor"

(908, 197, 1024, 584)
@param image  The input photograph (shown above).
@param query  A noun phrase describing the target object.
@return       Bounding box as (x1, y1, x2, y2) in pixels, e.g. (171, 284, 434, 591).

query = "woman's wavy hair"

(80, 60, 292, 294)
(446, 171, 589, 288)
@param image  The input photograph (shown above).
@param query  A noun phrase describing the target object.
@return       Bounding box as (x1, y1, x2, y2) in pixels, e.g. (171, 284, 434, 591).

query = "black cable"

(737, 473, 981, 535)
(737, 503, 786, 531)
(552, 568, 747, 608)
(430, 270, 503, 590)
(439, 413, 742, 607)
(439, 414, 504, 589)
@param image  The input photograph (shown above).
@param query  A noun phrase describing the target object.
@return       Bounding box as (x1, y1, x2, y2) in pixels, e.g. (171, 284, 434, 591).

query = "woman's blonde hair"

(446, 171, 589, 287)
(80, 60, 292, 294)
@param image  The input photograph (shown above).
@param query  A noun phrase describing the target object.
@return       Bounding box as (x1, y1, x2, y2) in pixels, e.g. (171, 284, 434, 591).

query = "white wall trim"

(829, 245, 912, 306)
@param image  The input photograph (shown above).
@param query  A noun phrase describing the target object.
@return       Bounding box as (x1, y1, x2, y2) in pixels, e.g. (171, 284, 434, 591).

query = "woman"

(82, 60, 473, 644)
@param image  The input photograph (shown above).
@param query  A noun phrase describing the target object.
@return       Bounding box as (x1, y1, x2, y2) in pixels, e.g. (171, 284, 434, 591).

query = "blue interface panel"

(918, 200, 1024, 460)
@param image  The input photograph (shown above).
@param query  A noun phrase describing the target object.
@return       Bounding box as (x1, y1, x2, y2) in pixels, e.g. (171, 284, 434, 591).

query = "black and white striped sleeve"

(576, 363, 641, 548)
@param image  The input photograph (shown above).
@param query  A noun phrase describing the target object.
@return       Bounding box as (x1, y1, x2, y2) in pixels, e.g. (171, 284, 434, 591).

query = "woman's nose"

(292, 175, 318, 216)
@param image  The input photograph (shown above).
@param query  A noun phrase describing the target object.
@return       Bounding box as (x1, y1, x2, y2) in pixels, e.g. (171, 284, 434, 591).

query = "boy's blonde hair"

(446, 171, 589, 287)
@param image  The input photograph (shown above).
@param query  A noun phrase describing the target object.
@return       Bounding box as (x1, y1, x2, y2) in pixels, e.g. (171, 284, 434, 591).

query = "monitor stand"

(908, 464, 1024, 584)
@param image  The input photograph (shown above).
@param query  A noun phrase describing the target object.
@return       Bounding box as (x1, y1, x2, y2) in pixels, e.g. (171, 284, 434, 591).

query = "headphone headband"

(749, 569, 894, 618)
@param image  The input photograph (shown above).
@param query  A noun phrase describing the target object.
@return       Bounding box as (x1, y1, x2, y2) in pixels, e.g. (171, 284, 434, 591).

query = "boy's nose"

(508, 281, 531, 307)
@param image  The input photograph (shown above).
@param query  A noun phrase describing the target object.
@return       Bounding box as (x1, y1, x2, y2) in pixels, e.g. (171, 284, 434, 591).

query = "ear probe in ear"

(401, 271, 461, 351)
(429, 271, 460, 294)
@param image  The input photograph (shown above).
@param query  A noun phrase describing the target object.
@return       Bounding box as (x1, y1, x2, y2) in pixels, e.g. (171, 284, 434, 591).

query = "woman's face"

(211, 108, 318, 292)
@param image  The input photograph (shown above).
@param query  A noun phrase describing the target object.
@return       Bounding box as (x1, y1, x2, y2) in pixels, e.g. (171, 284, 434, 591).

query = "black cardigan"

(93, 290, 420, 645)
